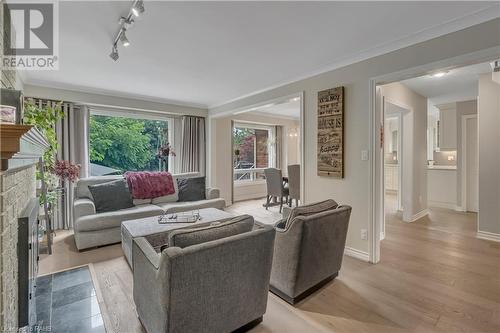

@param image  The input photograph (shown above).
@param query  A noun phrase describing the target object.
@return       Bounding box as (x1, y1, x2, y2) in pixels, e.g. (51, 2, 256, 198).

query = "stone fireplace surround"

(0, 125, 48, 331)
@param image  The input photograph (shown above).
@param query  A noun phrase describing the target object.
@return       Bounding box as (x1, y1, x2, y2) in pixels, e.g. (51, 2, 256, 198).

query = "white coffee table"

(121, 207, 233, 267)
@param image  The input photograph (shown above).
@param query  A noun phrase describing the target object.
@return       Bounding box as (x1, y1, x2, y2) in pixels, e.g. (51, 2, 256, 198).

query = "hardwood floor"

(39, 196, 500, 332)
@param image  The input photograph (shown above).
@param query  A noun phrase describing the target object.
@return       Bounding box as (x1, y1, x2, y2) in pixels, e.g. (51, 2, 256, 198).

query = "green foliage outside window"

(89, 115, 169, 172)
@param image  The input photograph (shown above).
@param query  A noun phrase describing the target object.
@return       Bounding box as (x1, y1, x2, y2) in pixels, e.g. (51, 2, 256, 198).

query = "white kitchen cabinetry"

(428, 168, 457, 209)
(437, 103, 457, 150)
(385, 164, 399, 192)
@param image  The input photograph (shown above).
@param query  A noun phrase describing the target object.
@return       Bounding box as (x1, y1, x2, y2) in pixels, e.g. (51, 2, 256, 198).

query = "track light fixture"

(109, 0, 145, 61)
(132, 0, 145, 17)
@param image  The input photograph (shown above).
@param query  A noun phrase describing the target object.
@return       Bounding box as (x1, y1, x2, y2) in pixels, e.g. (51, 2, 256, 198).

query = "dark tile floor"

(35, 266, 105, 333)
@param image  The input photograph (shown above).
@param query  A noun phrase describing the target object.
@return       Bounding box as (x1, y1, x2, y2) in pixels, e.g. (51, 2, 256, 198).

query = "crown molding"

(23, 80, 208, 110)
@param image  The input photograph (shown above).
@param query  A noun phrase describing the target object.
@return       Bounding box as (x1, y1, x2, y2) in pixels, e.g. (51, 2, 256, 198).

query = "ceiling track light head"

(120, 31, 130, 47)
(132, 0, 145, 17)
(109, 45, 119, 61)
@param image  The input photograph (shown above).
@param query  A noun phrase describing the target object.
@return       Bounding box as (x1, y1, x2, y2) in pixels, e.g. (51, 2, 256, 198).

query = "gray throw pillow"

(88, 179, 134, 213)
(168, 215, 254, 248)
(177, 177, 206, 202)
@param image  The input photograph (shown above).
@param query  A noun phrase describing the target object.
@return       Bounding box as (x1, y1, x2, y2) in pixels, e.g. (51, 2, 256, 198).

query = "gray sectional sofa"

(73, 172, 225, 250)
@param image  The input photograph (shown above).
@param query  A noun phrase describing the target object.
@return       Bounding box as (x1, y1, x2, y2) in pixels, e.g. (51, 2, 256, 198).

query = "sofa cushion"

(168, 215, 254, 248)
(88, 179, 134, 213)
(177, 177, 206, 202)
(154, 198, 226, 213)
(133, 198, 152, 206)
(76, 175, 124, 200)
(75, 204, 164, 232)
(286, 199, 338, 228)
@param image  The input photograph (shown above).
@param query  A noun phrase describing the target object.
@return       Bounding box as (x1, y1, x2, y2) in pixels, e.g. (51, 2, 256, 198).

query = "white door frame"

(461, 114, 478, 213)
(384, 100, 406, 212)
(368, 46, 499, 264)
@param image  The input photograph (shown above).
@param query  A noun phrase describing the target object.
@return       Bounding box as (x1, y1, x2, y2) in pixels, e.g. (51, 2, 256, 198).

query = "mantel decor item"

(0, 88, 23, 124)
(317, 86, 344, 178)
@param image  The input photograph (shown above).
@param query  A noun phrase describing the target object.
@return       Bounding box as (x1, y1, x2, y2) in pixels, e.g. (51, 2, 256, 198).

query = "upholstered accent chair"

(264, 168, 289, 213)
(270, 200, 352, 304)
(132, 215, 276, 333)
(287, 164, 300, 207)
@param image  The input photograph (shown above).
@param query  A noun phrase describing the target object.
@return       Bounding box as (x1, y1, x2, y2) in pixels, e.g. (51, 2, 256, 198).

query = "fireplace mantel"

(0, 124, 49, 171)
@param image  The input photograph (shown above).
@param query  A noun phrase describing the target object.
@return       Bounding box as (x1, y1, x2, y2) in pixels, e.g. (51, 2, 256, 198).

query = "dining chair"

(287, 164, 300, 207)
(264, 168, 289, 213)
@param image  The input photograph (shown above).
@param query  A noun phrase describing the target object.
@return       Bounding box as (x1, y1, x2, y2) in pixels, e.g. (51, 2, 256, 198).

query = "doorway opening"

(371, 56, 498, 263)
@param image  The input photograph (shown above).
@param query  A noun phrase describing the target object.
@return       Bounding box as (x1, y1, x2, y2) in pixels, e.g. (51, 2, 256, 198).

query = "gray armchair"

(287, 164, 300, 207)
(264, 168, 289, 213)
(132, 216, 276, 333)
(270, 200, 352, 304)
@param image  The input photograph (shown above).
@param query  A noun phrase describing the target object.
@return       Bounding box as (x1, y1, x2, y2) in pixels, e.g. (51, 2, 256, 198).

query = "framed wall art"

(317, 86, 344, 178)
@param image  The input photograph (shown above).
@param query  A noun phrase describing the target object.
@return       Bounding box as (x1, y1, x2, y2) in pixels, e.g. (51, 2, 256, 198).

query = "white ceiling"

(21, 1, 499, 108)
(401, 62, 493, 105)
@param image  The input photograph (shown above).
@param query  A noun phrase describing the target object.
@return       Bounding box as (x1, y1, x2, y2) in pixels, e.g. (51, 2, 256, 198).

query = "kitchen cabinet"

(437, 103, 457, 150)
(428, 168, 457, 209)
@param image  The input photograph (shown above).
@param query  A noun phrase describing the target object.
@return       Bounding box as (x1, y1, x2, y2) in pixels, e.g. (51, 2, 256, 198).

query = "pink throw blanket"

(124, 171, 176, 199)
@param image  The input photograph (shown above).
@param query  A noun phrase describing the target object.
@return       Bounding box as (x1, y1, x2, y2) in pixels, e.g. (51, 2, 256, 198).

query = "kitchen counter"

(427, 165, 457, 170)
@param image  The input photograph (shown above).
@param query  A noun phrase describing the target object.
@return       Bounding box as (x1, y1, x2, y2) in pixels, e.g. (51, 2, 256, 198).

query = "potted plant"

(156, 142, 176, 172)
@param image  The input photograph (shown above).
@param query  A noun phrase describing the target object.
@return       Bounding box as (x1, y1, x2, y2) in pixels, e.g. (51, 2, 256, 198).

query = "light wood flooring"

(39, 196, 500, 332)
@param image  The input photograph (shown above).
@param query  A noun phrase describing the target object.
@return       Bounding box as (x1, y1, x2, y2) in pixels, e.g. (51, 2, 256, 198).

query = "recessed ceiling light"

(430, 71, 449, 78)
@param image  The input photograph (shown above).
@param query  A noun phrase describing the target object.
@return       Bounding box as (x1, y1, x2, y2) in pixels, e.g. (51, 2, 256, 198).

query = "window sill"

(234, 180, 267, 187)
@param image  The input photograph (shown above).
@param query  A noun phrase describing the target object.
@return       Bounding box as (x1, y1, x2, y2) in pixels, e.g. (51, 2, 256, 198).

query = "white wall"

(209, 19, 500, 254)
(380, 83, 428, 220)
(456, 100, 478, 208)
(478, 74, 500, 235)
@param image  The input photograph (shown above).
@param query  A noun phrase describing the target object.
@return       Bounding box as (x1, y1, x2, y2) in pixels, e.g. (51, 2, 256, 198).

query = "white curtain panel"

(180, 116, 206, 175)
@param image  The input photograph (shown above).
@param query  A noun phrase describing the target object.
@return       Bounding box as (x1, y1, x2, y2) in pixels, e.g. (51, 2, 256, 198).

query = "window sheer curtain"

(180, 116, 206, 175)
(30, 98, 89, 229)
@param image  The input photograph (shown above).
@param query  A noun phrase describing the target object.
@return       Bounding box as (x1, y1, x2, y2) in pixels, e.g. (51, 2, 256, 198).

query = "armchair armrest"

(206, 187, 220, 200)
(133, 237, 161, 269)
(73, 198, 96, 220)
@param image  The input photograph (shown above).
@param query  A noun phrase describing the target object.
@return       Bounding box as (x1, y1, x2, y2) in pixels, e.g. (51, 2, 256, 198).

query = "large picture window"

(233, 123, 275, 183)
(89, 112, 173, 175)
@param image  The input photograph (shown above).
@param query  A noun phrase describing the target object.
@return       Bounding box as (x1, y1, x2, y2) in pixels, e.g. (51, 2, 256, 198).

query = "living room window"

(89, 110, 174, 175)
(233, 123, 276, 183)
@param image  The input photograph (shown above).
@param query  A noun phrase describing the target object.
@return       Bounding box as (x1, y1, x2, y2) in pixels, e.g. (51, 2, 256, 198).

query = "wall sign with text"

(317, 86, 344, 178)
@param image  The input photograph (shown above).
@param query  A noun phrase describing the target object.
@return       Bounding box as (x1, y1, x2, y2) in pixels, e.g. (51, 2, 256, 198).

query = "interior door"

(466, 116, 479, 212)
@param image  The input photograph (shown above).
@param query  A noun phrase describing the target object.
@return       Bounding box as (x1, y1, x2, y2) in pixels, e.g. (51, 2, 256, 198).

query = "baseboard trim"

(344, 246, 370, 262)
(476, 231, 500, 243)
(405, 209, 429, 222)
(428, 201, 460, 211)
